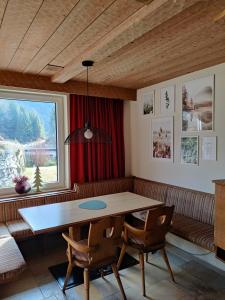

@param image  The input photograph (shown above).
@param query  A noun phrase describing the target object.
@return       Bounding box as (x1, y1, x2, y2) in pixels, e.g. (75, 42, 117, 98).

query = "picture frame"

(202, 136, 217, 161)
(181, 136, 199, 165)
(140, 91, 155, 117)
(182, 75, 214, 132)
(152, 117, 173, 162)
(160, 85, 175, 115)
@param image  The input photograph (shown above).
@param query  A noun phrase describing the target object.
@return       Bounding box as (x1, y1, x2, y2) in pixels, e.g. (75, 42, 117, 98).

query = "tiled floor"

(1, 234, 225, 300)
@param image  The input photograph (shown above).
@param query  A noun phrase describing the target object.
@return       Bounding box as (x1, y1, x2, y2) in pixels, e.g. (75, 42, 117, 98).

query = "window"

(0, 89, 69, 196)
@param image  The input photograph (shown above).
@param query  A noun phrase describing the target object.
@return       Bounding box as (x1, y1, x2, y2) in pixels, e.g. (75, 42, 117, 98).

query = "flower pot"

(15, 181, 31, 194)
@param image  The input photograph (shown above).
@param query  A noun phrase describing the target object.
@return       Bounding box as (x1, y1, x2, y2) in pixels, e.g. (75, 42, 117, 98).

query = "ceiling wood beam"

(8, 0, 80, 72)
(47, 0, 144, 73)
(24, 0, 115, 74)
(82, 1, 213, 84)
(52, 0, 202, 83)
(0, 71, 136, 101)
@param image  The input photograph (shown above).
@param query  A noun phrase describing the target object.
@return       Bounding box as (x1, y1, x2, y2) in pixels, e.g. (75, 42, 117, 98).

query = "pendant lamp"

(64, 60, 112, 144)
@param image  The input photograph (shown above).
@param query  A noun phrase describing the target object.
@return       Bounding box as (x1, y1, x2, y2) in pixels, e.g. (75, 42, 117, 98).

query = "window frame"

(0, 88, 69, 197)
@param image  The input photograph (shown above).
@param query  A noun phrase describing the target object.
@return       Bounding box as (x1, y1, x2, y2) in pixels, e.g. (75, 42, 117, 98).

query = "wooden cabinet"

(213, 180, 225, 262)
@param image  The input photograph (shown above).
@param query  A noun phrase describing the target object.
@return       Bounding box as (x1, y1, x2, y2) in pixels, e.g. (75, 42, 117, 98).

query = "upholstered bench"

(0, 223, 11, 238)
(170, 214, 214, 251)
(132, 178, 215, 252)
(166, 185, 214, 251)
(0, 236, 26, 284)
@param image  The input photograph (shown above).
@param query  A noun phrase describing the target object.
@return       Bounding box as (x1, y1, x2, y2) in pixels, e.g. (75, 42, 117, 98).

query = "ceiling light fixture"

(64, 60, 112, 144)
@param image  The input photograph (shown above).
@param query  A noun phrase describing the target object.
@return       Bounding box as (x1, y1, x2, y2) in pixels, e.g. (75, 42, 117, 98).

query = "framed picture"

(152, 117, 173, 161)
(182, 75, 214, 132)
(202, 136, 217, 161)
(160, 85, 175, 115)
(141, 91, 154, 117)
(181, 136, 198, 165)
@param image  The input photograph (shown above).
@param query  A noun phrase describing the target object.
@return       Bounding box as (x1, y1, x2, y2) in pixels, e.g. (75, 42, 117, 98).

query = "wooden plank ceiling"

(0, 0, 225, 95)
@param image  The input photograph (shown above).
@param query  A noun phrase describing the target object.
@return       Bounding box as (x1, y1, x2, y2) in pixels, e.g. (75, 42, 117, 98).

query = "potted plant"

(13, 175, 31, 194)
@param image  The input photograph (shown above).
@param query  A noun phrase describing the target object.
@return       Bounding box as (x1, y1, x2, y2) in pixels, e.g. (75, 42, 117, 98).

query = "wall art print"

(202, 136, 217, 161)
(141, 91, 155, 117)
(160, 85, 175, 115)
(181, 136, 198, 165)
(152, 117, 173, 162)
(182, 75, 214, 132)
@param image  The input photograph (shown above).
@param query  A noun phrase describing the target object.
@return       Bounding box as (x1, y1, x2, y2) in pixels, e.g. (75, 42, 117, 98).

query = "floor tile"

(1, 240, 225, 300)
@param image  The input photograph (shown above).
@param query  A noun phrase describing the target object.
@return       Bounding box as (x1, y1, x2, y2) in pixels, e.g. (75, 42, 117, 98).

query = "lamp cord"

(86, 65, 89, 99)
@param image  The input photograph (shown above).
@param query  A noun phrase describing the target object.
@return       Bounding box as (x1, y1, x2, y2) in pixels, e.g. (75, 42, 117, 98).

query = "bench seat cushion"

(0, 223, 11, 239)
(6, 220, 33, 240)
(171, 213, 214, 251)
(0, 236, 26, 284)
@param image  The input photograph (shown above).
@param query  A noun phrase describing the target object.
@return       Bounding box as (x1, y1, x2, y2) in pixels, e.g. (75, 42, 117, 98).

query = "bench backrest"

(0, 177, 215, 226)
(133, 178, 215, 225)
(165, 186, 215, 225)
(0, 177, 133, 222)
(133, 178, 167, 202)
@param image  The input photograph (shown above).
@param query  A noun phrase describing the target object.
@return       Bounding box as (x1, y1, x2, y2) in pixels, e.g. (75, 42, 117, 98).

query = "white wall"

(127, 62, 225, 193)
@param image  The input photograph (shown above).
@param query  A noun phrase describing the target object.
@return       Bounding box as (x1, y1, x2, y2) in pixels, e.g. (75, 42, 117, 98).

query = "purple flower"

(12, 175, 29, 184)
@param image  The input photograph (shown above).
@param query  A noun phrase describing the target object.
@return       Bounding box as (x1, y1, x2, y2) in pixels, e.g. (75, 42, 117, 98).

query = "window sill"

(0, 188, 75, 203)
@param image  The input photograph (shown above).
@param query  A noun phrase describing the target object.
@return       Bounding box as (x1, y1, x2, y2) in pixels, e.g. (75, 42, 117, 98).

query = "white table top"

(19, 192, 163, 234)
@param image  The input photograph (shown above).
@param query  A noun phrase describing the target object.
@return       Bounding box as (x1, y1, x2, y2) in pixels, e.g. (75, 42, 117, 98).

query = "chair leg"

(83, 268, 90, 300)
(139, 252, 146, 297)
(160, 248, 175, 282)
(117, 243, 127, 269)
(62, 263, 73, 293)
(111, 263, 127, 300)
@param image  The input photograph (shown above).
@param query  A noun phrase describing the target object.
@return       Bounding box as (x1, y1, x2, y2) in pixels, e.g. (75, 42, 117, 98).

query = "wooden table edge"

(18, 202, 164, 235)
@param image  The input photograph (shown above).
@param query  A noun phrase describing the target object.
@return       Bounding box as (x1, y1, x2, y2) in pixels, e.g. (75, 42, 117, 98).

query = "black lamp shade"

(64, 61, 112, 144)
(64, 122, 112, 144)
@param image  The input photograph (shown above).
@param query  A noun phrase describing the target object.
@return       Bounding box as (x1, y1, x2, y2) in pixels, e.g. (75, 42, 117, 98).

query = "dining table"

(19, 191, 163, 240)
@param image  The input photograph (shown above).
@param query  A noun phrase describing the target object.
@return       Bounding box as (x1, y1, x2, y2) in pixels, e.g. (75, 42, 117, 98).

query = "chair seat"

(6, 220, 33, 240)
(128, 234, 165, 253)
(124, 220, 165, 252)
(0, 223, 11, 239)
(0, 236, 26, 284)
(70, 239, 89, 264)
(70, 239, 117, 269)
(170, 213, 214, 251)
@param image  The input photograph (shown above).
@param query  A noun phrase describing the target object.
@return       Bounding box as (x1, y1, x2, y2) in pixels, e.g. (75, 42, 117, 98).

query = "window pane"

(0, 99, 58, 189)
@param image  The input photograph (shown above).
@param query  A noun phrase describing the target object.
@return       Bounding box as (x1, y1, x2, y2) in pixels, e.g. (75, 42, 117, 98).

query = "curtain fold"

(69, 94, 125, 186)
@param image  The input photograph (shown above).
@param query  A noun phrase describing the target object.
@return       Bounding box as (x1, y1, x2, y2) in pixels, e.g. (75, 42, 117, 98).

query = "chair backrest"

(143, 205, 174, 246)
(88, 216, 123, 264)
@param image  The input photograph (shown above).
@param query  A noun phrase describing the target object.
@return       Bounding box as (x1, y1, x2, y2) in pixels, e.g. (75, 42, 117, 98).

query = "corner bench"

(0, 176, 215, 283)
(132, 178, 215, 252)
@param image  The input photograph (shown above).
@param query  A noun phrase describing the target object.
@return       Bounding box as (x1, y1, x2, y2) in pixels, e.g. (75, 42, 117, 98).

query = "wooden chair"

(62, 216, 127, 300)
(117, 206, 175, 297)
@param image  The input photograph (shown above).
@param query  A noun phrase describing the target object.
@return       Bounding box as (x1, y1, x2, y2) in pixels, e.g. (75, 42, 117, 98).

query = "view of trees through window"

(0, 98, 57, 189)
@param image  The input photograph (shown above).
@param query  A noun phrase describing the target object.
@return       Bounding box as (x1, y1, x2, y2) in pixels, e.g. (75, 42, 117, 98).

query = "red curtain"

(69, 94, 125, 186)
